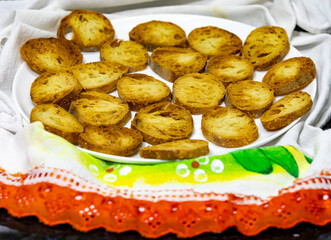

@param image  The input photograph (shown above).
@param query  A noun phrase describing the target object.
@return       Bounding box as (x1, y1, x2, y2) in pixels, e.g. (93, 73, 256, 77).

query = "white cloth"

(291, 0, 331, 34)
(0, 0, 330, 180)
(0, 91, 22, 132)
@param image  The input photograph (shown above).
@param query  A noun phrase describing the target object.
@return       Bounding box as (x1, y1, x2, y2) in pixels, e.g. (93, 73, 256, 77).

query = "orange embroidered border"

(0, 169, 330, 238)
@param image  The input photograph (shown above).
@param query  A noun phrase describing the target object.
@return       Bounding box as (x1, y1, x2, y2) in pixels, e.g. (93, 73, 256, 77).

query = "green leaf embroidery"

(260, 146, 299, 178)
(231, 148, 273, 174)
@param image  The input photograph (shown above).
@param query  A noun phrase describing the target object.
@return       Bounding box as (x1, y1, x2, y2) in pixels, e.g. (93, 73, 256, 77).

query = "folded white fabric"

(291, 0, 331, 34)
(0, 91, 22, 132)
(0, 127, 27, 173)
(0, 0, 330, 181)
(0, 1, 29, 42)
(57, 0, 156, 9)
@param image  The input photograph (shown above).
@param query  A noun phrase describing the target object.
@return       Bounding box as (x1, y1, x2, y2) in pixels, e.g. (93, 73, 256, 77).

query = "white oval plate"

(12, 14, 316, 164)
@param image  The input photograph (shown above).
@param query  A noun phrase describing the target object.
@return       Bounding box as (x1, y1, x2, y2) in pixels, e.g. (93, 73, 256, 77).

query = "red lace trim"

(0, 169, 330, 238)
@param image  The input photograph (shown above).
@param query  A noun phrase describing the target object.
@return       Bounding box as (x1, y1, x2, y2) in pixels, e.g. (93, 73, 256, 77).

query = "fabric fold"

(291, 0, 331, 34)
(0, 91, 22, 133)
